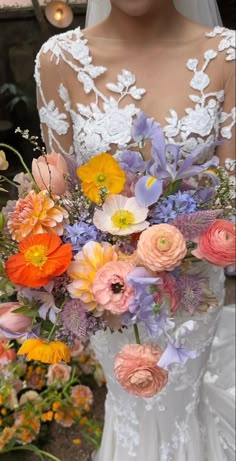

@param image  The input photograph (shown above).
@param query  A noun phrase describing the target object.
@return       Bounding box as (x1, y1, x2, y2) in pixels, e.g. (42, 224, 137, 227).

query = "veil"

(85, 0, 222, 28)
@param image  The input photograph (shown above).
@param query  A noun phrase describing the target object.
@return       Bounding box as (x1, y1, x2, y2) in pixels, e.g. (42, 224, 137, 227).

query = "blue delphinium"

(64, 221, 100, 252)
(150, 191, 197, 224)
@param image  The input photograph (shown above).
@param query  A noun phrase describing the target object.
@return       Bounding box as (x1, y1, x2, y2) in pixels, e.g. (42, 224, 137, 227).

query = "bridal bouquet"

(0, 112, 235, 398)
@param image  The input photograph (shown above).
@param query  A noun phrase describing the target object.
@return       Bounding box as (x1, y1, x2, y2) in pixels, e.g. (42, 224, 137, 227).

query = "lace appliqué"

(35, 27, 235, 162)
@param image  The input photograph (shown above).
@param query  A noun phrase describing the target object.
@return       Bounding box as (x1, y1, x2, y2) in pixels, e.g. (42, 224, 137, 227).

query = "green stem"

(134, 324, 141, 345)
(0, 175, 18, 188)
(0, 143, 39, 191)
(2, 445, 62, 461)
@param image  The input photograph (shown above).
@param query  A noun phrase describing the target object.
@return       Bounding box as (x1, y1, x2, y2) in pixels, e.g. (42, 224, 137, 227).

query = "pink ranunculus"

(69, 339, 85, 358)
(154, 272, 180, 314)
(46, 363, 72, 386)
(192, 219, 236, 267)
(0, 303, 32, 340)
(137, 224, 187, 272)
(114, 343, 168, 398)
(32, 152, 68, 195)
(92, 261, 135, 315)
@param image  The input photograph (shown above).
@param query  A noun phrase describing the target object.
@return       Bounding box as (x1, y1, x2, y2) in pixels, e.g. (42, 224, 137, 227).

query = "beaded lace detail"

(35, 26, 235, 162)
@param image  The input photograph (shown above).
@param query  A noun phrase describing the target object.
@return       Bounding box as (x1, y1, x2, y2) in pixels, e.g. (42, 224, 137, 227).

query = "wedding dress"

(35, 24, 235, 461)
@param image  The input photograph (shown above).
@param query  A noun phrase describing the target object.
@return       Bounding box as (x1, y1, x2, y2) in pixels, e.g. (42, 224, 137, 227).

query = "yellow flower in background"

(17, 339, 71, 364)
(0, 150, 9, 170)
(77, 153, 126, 204)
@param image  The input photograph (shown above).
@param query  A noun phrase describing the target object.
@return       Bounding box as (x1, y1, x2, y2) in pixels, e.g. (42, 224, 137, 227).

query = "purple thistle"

(176, 276, 204, 313)
(172, 209, 223, 241)
(61, 300, 89, 339)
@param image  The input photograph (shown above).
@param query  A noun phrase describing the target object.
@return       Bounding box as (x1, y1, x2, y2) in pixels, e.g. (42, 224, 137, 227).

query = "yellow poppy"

(17, 339, 70, 364)
(77, 153, 126, 204)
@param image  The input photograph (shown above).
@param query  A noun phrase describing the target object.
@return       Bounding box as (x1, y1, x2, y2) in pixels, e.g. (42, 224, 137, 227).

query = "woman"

(35, 1, 235, 460)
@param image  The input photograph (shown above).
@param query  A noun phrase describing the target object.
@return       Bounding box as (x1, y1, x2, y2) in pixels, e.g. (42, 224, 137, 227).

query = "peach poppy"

(17, 339, 71, 364)
(5, 233, 72, 288)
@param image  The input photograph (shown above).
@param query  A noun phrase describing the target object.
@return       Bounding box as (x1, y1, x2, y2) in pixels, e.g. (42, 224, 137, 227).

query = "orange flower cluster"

(71, 385, 94, 412)
(25, 364, 47, 390)
(14, 410, 41, 445)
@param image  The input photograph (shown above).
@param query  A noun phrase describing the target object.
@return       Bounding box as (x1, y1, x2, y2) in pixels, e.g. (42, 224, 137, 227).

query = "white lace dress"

(35, 25, 235, 461)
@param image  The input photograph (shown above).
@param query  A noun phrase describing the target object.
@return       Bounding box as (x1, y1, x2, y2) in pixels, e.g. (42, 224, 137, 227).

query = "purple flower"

(157, 320, 198, 369)
(132, 111, 159, 143)
(150, 191, 197, 224)
(134, 123, 220, 207)
(64, 222, 100, 252)
(157, 342, 197, 370)
(119, 149, 147, 174)
(176, 276, 208, 314)
(61, 299, 88, 339)
(61, 300, 106, 340)
(18, 283, 60, 323)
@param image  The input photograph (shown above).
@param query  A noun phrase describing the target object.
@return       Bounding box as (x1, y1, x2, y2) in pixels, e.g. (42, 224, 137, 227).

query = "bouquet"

(0, 338, 103, 457)
(0, 112, 235, 399)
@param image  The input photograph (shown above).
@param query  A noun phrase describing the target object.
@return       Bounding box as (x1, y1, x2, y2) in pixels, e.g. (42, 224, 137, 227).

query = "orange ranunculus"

(17, 339, 71, 364)
(7, 190, 68, 242)
(77, 153, 126, 204)
(5, 233, 72, 288)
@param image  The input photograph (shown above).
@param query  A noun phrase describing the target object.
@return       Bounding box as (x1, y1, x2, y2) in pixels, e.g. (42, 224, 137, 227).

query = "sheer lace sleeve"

(35, 41, 74, 156)
(217, 60, 235, 166)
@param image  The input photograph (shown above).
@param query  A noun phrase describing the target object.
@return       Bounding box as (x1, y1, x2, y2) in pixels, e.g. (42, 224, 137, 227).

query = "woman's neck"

(92, 1, 187, 43)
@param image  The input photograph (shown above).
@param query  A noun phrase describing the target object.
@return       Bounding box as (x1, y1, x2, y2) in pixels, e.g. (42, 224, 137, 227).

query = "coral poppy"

(77, 153, 126, 204)
(5, 233, 72, 288)
(17, 338, 71, 364)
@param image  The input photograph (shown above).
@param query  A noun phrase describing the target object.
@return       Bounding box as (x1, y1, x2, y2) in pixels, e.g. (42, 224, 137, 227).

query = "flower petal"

(135, 176, 163, 207)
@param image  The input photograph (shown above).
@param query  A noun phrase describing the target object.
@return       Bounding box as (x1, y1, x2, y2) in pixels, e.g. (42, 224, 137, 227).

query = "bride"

(35, 0, 235, 460)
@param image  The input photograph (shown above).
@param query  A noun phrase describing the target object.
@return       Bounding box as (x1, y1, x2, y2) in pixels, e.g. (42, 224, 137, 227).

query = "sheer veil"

(85, 0, 222, 28)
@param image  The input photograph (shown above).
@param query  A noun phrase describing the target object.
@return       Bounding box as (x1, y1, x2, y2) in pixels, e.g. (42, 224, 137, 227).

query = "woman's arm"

(35, 46, 74, 156)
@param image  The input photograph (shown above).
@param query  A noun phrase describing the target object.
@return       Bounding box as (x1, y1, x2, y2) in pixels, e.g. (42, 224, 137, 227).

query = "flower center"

(24, 244, 48, 268)
(111, 282, 124, 294)
(95, 173, 107, 185)
(156, 237, 170, 251)
(111, 210, 135, 230)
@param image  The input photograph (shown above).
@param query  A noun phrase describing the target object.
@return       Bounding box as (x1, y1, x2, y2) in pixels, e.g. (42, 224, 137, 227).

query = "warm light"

(54, 7, 64, 21)
(44, 1, 73, 28)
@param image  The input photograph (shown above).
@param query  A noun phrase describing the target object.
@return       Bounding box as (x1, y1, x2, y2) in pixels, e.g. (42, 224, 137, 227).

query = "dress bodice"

(35, 26, 235, 166)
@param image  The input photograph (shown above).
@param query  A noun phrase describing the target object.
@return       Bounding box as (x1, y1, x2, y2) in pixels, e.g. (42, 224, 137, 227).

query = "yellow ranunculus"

(77, 153, 126, 204)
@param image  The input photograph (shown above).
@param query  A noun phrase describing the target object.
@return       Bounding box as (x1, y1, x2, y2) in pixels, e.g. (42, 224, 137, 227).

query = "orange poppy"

(5, 233, 72, 288)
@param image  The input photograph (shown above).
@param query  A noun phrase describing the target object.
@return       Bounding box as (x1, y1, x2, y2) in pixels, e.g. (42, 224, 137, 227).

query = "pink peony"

(32, 152, 68, 195)
(154, 272, 180, 314)
(137, 224, 187, 272)
(114, 343, 168, 398)
(192, 219, 236, 267)
(46, 363, 72, 386)
(0, 303, 32, 340)
(92, 261, 134, 315)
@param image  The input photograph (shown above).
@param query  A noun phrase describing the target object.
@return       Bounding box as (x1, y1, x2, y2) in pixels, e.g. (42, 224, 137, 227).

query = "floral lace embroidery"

(35, 27, 236, 163)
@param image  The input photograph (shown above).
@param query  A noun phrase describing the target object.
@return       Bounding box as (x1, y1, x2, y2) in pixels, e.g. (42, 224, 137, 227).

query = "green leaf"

(12, 306, 38, 317)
